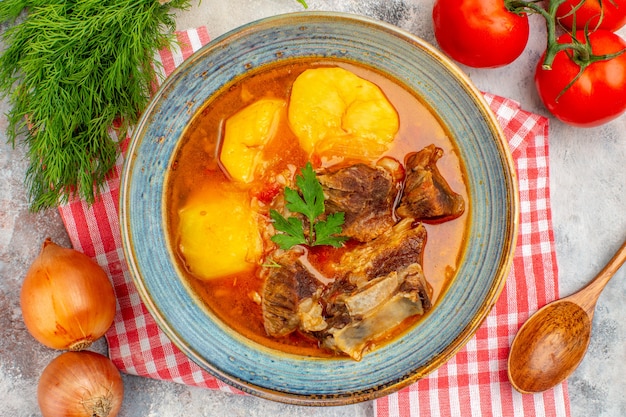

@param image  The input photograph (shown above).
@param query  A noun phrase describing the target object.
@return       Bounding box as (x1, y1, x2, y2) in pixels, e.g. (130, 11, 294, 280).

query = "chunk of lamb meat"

(316, 158, 403, 242)
(319, 263, 430, 361)
(334, 217, 428, 287)
(261, 219, 432, 361)
(261, 250, 323, 337)
(396, 145, 465, 223)
(314, 219, 432, 360)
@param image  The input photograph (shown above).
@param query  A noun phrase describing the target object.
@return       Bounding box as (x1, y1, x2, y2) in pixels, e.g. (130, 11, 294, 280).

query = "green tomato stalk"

(505, 0, 625, 99)
(505, 0, 625, 69)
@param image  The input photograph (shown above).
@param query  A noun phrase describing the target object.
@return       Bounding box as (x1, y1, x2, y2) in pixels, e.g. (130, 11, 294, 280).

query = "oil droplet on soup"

(166, 59, 469, 359)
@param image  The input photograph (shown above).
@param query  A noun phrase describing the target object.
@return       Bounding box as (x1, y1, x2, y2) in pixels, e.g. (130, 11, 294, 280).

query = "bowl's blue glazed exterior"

(120, 12, 519, 405)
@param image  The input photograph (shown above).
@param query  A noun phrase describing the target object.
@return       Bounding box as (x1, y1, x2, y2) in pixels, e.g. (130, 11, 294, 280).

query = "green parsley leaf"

(314, 212, 349, 248)
(269, 209, 307, 249)
(286, 162, 325, 224)
(270, 162, 347, 250)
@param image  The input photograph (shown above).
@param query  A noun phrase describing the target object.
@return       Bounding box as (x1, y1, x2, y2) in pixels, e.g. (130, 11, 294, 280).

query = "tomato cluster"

(432, 0, 626, 127)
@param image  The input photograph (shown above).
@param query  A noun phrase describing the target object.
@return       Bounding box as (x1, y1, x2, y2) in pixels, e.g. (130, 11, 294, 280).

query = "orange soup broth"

(166, 59, 470, 357)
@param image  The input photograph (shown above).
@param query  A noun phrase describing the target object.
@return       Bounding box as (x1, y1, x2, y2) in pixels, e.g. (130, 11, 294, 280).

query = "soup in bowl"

(120, 12, 518, 405)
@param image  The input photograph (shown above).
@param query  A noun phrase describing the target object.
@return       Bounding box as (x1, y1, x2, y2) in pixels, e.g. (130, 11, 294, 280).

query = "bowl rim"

(120, 11, 519, 405)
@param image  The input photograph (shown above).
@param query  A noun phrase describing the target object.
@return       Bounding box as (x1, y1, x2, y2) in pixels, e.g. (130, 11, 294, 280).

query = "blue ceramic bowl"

(120, 12, 518, 405)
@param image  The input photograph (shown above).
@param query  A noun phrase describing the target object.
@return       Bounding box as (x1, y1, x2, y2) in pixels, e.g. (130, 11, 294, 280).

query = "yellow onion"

(20, 238, 116, 350)
(38, 351, 124, 417)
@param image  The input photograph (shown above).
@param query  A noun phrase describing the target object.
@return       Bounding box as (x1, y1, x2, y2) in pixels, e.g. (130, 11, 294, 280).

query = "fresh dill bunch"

(0, 0, 191, 211)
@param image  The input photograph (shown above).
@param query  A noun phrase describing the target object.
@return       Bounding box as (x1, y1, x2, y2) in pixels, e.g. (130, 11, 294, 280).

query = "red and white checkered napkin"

(58, 28, 570, 416)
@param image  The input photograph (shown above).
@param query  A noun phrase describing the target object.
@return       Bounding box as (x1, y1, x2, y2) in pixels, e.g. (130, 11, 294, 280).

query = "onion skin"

(20, 238, 116, 350)
(38, 351, 124, 417)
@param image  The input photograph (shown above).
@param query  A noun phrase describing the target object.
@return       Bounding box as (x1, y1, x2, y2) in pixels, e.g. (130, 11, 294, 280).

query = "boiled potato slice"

(288, 67, 399, 160)
(220, 98, 286, 183)
(177, 187, 263, 280)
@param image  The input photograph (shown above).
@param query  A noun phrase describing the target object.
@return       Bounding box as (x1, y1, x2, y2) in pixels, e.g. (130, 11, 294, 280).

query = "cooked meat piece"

(318, 263, 431, 361)
(396, 145, 465, 223)
(261, 250, 323, 337)
(297, 295, 328, 332)
(305, 219, 432, 360)
(261, 192, 433, 361)
(317, 160, 401, 242)
(334, 217, 428, 287)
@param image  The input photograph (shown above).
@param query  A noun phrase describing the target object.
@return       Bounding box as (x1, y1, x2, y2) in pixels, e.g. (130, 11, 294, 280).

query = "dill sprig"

(0, 0, 191, 211)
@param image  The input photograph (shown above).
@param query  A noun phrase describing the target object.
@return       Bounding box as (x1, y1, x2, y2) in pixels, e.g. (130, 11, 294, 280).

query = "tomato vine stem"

(505, 0, 625, 70)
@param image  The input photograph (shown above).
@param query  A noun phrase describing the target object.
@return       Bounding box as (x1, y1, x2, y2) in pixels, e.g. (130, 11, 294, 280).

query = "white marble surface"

(1, 1, 625, 416)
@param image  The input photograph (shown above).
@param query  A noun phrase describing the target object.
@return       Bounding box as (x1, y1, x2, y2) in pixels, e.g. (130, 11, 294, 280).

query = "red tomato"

(557, 0, 626, 32)
(535, 30, 626, 127)
(432, 0, 529, 68)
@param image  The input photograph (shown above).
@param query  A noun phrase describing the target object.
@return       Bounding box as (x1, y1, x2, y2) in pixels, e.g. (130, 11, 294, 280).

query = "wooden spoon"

(507, 239, 626, 394)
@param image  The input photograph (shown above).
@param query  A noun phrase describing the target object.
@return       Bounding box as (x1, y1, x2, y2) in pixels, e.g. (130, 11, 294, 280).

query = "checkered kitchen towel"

(58, 28, 570, 416)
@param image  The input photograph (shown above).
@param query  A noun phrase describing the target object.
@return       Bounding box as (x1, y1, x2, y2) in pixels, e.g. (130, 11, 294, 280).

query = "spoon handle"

(570, 239, 626, 315)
